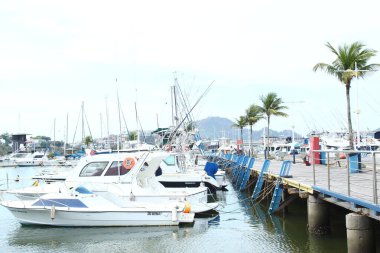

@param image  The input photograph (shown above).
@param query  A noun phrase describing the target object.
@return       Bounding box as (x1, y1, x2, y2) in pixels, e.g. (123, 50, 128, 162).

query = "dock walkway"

(214, 151, 380, 220)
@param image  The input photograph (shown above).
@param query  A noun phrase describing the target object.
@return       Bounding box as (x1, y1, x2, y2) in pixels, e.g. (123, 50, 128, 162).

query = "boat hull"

(159, 180, 219, 193)
(5, 206, 193, 227)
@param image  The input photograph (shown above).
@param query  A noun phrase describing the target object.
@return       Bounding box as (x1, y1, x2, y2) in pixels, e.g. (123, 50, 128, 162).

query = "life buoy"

(183, 201, 191, 213)
(122, 157, 136, 170)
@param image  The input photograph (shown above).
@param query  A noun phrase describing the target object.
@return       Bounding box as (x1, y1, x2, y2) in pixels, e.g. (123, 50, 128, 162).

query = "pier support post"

(307, 195, 329, 235)
(346, 213, 375, 253)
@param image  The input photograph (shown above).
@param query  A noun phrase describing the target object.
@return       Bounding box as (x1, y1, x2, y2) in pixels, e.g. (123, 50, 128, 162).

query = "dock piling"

(346, 213, 375, 253)
(307, 195, 330, 235)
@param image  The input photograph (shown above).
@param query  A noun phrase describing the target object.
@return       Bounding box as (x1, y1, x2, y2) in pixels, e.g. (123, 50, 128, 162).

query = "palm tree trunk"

(240, 127, 244, 154)
(346, 82, 354, 149)
(266, 117, 270, 158)
(250, 124, 253, 156)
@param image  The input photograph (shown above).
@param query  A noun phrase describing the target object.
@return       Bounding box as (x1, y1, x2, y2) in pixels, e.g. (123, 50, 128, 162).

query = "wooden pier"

(211, 150, 380, 221)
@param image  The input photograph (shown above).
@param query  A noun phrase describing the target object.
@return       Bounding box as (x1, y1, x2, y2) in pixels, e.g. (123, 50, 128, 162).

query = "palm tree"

(232, 116, 247, 142)
(128, 131, 137, 141)
(246, 104, 263, 155)
(258, 92, 288, 158)
(313, 42, 380, 149)
(84, 136, 93, 148)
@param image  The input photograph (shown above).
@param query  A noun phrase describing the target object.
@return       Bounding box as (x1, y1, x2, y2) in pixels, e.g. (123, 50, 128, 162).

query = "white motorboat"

(157, 153, 227, 193)
(1, 188, 194, 227)
(4, 151, 218, 214)
(14, 152, 49, 167)
(33, 151, 226, 193)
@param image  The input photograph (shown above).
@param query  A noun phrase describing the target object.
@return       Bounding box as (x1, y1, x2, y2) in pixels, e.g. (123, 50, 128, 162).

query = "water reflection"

(9, 226, 176, 245)
(7, 216, 220, 248)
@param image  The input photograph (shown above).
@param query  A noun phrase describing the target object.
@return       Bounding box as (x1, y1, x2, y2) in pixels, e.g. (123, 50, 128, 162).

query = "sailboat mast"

(170, 86, 174, 126)
(173, 85, 179, 127)
(100, 113, 103, 139)
(105, 97, 110, 149)
(81, 101, 85, 147)
(117, 84, 122, 150)
(53, 118, 56, 153)
(64, 113, 68, 156)
(135, 102, 140, 145)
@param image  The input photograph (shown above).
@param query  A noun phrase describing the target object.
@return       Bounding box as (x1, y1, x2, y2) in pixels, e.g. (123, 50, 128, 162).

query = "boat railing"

(311, 150, 380, 206)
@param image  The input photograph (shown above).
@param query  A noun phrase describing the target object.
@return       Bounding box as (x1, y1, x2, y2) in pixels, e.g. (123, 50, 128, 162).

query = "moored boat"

(1, 188, 194, 227)
(3, 151, 218, 215)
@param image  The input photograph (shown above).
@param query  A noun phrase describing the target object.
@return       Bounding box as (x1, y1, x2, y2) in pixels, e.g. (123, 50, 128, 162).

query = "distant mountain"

(196, 116, 301, 140)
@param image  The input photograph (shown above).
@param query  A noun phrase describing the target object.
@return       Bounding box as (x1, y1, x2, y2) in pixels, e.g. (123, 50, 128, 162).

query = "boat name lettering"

(148, 211, 161, 215)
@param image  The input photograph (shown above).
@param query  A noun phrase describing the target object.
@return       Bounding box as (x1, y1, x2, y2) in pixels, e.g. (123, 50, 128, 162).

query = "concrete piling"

(307, 195, 330, 235)
(346, 213, 375, 253)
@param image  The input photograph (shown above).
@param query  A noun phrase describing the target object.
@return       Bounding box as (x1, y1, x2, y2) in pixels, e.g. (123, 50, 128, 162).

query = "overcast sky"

(1, 0, 380, 141)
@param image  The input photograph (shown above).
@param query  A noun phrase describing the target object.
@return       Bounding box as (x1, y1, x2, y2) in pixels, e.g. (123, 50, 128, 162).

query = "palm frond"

(245, 104, 263, 126)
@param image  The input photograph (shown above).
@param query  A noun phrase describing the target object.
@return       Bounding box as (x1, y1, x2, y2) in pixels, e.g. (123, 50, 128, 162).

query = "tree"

(232, 116, 247, 141)
(0, 133, 12, 145)
(0, 144, 11, 156)
(84, 136, 93, 147)
(128, 131, 137, 141)
(258, 92, 288, 158)
(185, 121, 195, 132)
(313, 42, 380, 149)
(0, 133, 12, 156)
(245, 104, 263, 155)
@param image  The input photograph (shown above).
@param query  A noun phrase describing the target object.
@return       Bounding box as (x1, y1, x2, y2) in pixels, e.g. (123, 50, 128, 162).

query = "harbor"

(0, 146, 380, 252)
(0, 163, 358, 253)
(2, 1, 380, 252)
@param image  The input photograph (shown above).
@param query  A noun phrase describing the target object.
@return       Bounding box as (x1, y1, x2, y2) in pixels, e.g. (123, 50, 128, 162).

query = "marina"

(0, 163, 352, 253)
(1, 148, 380, 252)
(2, 1, 380, 252)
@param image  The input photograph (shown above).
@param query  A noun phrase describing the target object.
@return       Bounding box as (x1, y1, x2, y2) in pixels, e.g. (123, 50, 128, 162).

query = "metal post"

(313, 151, 316, 186)
(373, 153, 378, 205)
(347, 154, 350, 196)
(292, 149, 296, 164)
(327, 152, 330, 190)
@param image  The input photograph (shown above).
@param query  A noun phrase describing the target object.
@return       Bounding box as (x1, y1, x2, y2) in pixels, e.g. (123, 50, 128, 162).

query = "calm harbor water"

(0, 165, 362, 253)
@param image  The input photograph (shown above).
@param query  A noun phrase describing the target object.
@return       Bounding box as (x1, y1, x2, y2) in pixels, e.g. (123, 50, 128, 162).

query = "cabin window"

(104, 161, 129, 176)
(79, 162, 109, 177)
(163, 155, 175, 166)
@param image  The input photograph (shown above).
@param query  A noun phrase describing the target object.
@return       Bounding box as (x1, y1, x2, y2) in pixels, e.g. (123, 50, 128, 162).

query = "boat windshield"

(104, 161, 130, 176)
(79, 162, 109, 177)
(163, 155, 175, 166)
